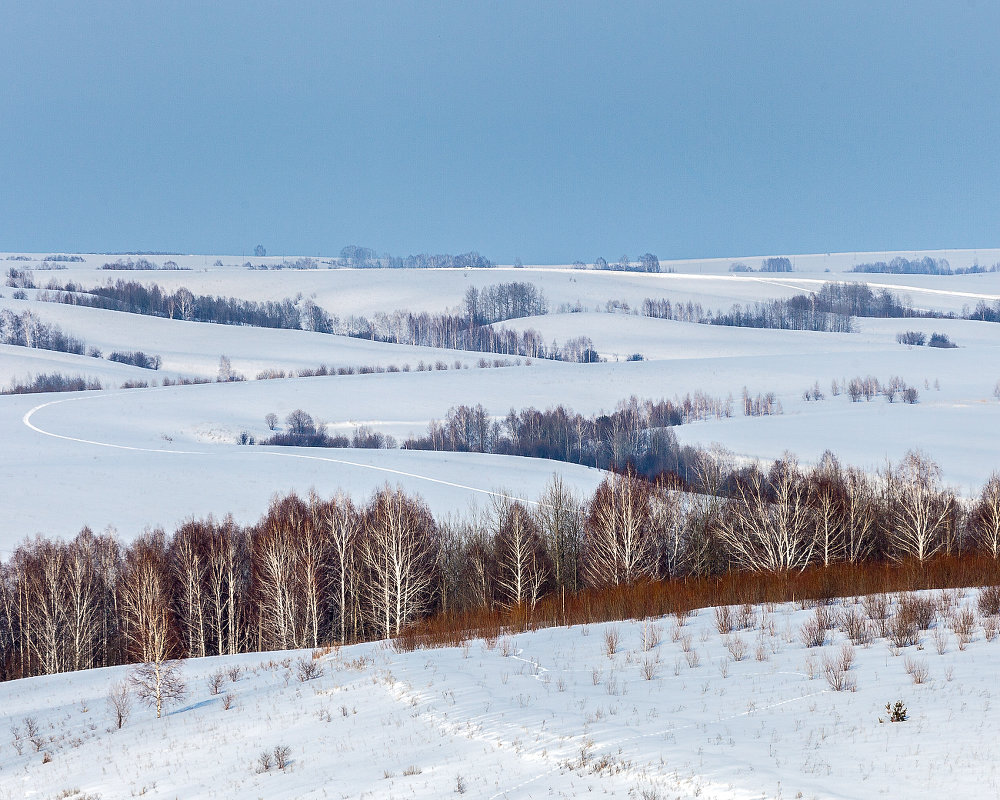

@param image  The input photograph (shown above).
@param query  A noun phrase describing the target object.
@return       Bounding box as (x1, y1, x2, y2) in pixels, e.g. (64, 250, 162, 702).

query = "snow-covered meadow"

(2, 249, 1000, 544)
(1, 588, 998, 799)
(3, 249, 1000, 798)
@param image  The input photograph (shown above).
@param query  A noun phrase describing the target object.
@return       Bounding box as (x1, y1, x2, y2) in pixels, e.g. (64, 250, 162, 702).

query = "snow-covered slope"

(2, 250, 999, 546)
(1, 589, 996, 799)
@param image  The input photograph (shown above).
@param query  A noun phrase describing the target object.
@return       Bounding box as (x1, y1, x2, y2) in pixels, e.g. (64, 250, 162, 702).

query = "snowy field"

(2, 249, 1000, 547)
(1, 589, 997, 799)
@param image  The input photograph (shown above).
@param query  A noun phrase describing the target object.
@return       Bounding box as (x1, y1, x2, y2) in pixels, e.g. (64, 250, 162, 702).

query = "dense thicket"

(2, 454, 998, 681)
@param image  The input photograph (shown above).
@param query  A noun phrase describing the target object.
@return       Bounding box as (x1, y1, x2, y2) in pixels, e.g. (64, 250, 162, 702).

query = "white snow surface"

(2, 250, 1000, 546)
(0, 590, 997, 799)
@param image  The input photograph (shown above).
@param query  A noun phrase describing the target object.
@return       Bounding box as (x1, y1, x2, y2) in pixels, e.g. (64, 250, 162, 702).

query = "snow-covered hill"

(2, 249, 999, 547)
(1, 589, 996, 799)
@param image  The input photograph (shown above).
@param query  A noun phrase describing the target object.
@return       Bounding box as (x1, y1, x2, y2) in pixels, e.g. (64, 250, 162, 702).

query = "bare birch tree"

(360, 487, 439, 639)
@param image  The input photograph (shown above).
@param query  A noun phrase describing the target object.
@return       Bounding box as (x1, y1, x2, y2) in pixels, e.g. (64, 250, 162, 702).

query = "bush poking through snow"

(295, 656, 325, 682)
(904, 657, 929, 684)
(800, 608, 828, 648)
(106, 681, 132, 729)
(603, 627, 620, 658)
(273, 745, 291, 770)
(881, 701, 908, 723)
(207, 669, 226, 695)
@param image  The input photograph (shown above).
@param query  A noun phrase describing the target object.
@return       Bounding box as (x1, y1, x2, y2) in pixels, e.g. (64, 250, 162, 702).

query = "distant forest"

(337, 245, 495, 269)
(850, 256, 999, 276)
(37, 279, 600, 362)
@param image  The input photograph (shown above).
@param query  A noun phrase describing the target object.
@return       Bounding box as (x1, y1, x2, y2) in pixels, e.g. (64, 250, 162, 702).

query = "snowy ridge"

(1, 589, 997, 799)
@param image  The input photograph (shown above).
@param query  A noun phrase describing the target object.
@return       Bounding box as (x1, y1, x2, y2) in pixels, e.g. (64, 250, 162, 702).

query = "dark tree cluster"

(101, 258, 187, 271)
(0, 309, 87, 355)
(38, 279, 604, 362)
(402, 396, 734, 479)
(711, 298, 853, 332)
(760, 256, 793, 272)
(5, 268, 35, 289)
(590, 253, 661, 272)
(850, 256, 953, 275)
(338, 245, 494, 269)
(108, 351, 162, 370)
(41, 281, 303, 329)
(640, 282, 953, 333)
(463, 282, 548, 324)
(2, 373, 103, 395)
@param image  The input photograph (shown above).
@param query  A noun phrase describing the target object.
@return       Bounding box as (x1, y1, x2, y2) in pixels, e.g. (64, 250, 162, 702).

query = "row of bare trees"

(2, 454, 1000, 681)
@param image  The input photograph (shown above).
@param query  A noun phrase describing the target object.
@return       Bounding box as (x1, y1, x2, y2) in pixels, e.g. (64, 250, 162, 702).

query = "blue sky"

(1, 1, 997, 263)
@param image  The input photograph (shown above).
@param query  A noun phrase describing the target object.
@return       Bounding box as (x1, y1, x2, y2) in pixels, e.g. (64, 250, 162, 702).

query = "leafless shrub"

(736, 603, 756, 630)
(25, 717, 44, 752)
(603, 626, 620, 657)
(822, 649, 856, 691)
(678, 633, 694, 653)
(641, 622, 662, 652)
(641, 658, 659, 681)
(936, 589, 960, 617)
(9, 725, 23, 756)
(800, 608, 828, 647)
(715, 605, 734, 635)
(978, 585, 1000, 617)
(904, 656, 929, 684)
(222, 693, 236, 710)
(839, 607, 873, 646)
(932, 627, 949, 655)
(227, 665, 243, 683)
(257, 751, 273, 772)
(803, 654, 818, 679)
(755, 641, 769, 662)
(295, 656, 325, 682)
(863, 594, 892, 637)
(718, 658, 730, 678)
(684, 649, 700, 668)
(951, 608, 977, 649)
(106, 681, 132, 729)
(725, 634, 747, 661)
(898, 593, 936, 631)
(499, 637, 514, 657)
(207, 669, 226, 695)
(455, 774, 467, 793)
(888, 613, 920, 649)
(984, 615, 999, 641)
(273, 745, 292, 770)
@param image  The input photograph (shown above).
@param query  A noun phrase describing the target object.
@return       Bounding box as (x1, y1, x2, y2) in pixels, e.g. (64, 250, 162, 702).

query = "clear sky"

(1, 1, 997, 263)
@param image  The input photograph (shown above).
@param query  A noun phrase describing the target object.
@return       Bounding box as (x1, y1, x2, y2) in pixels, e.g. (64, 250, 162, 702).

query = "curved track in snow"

(22, 390, 557, 508)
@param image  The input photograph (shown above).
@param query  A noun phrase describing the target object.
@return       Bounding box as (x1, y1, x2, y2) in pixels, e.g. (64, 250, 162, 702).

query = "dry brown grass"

(393, 555, 1000, 652)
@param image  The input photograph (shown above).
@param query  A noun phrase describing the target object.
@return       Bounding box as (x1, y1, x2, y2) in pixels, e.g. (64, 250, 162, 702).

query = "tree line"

(0, 309, 88, 356)
(338, 245, 495, 269)
(638, 282, 979, 333)
(256, 395, 754, 479)
(2, 451, 999, 681)
(37, 279, 605, 362)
